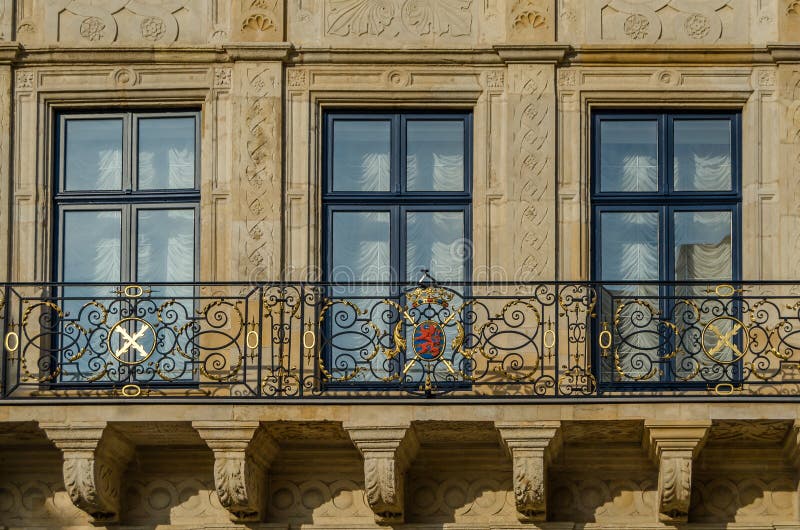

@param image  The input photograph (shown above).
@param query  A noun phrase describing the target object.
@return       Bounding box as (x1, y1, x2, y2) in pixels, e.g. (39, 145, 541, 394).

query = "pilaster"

(193, 420, 279, 523)
(644, 420, 711, 523)
(344, 424, 420, 525)
(40, 421, 135, 524)
(496, 421, 562, 522)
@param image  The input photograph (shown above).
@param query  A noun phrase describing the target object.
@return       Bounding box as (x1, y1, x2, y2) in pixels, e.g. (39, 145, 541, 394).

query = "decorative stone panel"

(508, 0, 554, 42)
(42, 0, 210, 45)
(40, 422, 135, 524)
(585, 0, 750, 44)
(496, 421, 561, 522)
(193, 421, 280, 523)
(345, 424, 420, 524)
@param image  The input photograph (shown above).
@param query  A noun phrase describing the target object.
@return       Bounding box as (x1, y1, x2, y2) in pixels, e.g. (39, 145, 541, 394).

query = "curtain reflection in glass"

(673, 120, 731, 192)
(599, 120, 658, 192)
(138, 118, 196, 190)
(406, 211, 465, 282)
(61, 210, 122, 382)
(600, 211, 660, 381)
(330, 211, 392, 381)
(332, 121, 391, 192)
(65, 119, 123, 191)
(407, 121, 464, 191)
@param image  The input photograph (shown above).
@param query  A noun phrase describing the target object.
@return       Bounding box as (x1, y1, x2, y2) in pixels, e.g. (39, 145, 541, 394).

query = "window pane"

(406, 120, 464, 191)
(673, 120, 732, 191)
(599, 120, 658, 192)
(406, 211, 465, 282)
(331, 211, 391, 284)
(64, 119, 123, 191)
(600, 211, 659, 283)
(332, 120, 391, 192)
(674, 211, 732, 281)
(137, 209, 195, 284)
(138, 117, 196, 190)
(62, 210, 121, 282)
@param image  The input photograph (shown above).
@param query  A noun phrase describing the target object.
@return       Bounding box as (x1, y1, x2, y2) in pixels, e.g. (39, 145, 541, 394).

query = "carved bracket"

(193, 421, 279, 523)
(496, 421, 562, 522)
(344, 424, 420, 525)
(41, 422, 135, 524)
(644, 421, 711, 523)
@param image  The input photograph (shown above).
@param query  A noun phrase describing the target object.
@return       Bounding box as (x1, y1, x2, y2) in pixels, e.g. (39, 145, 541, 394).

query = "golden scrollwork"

(701, 316, 749, 364)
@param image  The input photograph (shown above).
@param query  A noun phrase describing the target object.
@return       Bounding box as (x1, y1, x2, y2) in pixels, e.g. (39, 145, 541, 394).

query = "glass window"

(593, 111, 741, 386)
(323, 112, 471, 385)
(55, 111, 200, 385)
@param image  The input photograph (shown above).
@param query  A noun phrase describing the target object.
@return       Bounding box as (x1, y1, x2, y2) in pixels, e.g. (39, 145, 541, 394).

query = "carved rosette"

(194, 421, 279, 522)
(41, 422, 135, 523)
(496, 421, 561, 522)
(345, 424, 420, 524)
(644, 421, 710, 523)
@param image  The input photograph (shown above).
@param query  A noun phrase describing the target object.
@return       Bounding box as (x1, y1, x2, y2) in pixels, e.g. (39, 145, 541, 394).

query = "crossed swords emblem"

(108, 318, 155, 364)
(702, 317, 748, 363)
(114, 325, 149, 358)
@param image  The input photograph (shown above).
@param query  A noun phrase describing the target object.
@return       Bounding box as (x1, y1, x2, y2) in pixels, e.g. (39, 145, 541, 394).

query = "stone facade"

(0, 0, 799, 528)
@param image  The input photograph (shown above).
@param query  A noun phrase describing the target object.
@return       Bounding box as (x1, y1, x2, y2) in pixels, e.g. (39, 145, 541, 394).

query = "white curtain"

(96, 149, 122, 190)
(138, 148, 194, 189)
(405, 212, 463, 281)
(619, 153, 657, 192)
(674, 151, 731, 191)
(407, 153, 463, 190)
(352, 153, 390, 192)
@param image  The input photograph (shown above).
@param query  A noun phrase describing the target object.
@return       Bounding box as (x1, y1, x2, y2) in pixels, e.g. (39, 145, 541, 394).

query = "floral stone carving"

(345, 424, 420, 524)
(41, 422, 135, 523)
(193, 421, 280, 522)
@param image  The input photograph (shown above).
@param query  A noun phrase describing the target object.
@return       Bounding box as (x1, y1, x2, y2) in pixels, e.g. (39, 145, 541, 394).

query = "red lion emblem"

(413, 321, 444, 360)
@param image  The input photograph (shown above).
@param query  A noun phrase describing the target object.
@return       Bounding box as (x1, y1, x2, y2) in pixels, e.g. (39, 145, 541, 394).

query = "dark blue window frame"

(591, 110, 742, 388)
(322, 110, 473, 388)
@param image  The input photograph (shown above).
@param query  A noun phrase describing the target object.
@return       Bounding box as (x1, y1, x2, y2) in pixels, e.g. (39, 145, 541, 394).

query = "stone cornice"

(2, 42, 794, 67)
(567, 45, 775, 66)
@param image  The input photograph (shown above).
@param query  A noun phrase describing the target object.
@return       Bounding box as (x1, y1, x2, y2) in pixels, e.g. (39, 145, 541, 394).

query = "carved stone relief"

(233, 0, 284, 41)
(406, 475, 516, 522)
(123, 478, 229, 524)
(691, 476, 796, 522)
(509, 65, 555, 279)
(784, 0, 800, 40)
(549, 476, 658, 522)
(268, 478, 373, 522)
(587, 0, 749, 44)
(236, 63, 282, 283)
(323, 0, 475, 44)
(508, 0, 553, 42)
(43, 0, 208, 45)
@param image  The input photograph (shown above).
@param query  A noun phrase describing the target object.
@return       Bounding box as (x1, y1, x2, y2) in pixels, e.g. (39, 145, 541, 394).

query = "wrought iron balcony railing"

(1, 280, 799, 400)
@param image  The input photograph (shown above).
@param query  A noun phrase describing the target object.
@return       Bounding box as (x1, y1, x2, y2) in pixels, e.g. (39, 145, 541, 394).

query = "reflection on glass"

(600, 120, 658, 192)
(332, 121, 391, 192)
(406, 211, 465, 282)
(600, 211, 659, 283)
(138, 117, 196, 190)
(331, 211, 391, 289)
(674, 211, 732, 282)
(673, 120, 732, 191)
(63, 210, 121, 282)
(407, 121, 464, 191)
(65, 119, 123, 190)
(61, 210, 122, 382)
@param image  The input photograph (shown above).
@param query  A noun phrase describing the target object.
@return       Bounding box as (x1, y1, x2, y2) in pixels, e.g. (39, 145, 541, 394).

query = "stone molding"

(643, 420, 711, 523)
(40, 421, 135, 524)
(193, 421, 280, 523)
(344, 424, 420, 525)
(495, 421, 562, 522)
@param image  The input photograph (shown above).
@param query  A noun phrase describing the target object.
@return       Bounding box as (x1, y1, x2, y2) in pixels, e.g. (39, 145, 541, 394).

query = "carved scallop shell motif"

(327, 0, 396, 36)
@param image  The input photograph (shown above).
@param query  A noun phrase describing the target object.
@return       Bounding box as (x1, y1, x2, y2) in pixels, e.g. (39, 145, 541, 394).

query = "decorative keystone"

(41, 422, 135, 524)
(193, 421, 279, 523)
(344, 424, 420, 525)
(496, 421, 562, 522)
(644, 421, 711, 523)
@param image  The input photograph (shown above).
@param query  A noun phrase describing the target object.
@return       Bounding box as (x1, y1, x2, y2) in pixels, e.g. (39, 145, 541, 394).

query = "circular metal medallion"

(701, 316, 749, 364)
(107, 317, 156, 365)
(412, 320, 446, 361)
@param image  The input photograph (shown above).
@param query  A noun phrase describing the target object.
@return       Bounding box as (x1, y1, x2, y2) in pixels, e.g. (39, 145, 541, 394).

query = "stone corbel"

(344, 424, 420, 525)
(782, 420, 800, 469)
(644, 420, 711, 523)
(496, 421, 562, 522)
(193, 421, 279, 523)
(41, 422, 135, 524)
